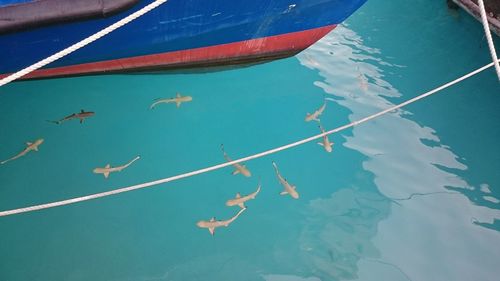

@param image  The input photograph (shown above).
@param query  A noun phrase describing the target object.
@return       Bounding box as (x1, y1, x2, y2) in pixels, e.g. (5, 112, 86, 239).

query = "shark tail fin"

(150, 100, 162, 109)
(317, 122, 325, 132)
(122, 156, 140, 169)
(252, 181, 261, 198)
(129, 156, 141, 164)
(220, 144, 232, 162)
(272, 161, 280, 174)
(47, 120, 61, 125)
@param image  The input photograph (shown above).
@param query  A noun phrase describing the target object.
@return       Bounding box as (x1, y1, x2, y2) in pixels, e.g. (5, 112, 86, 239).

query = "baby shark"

(317, 123, 334, 153)
(150, 93, 192, 109)
(305, 102, 326, 122)
(48, 110, 94, 124)
(93, 156, 140, 178)
(196, 207, 246, 236)
(226, 183, 261, 209)
(272, 161, 299, 199)
(221, 144, 251, 177)
(1, 139, 44, 165)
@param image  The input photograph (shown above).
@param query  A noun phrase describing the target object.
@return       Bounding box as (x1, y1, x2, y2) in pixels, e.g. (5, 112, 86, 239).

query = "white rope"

(0, 0, 169, 87)
(478, 0, 500, 81)
(1, 59, 498, 217)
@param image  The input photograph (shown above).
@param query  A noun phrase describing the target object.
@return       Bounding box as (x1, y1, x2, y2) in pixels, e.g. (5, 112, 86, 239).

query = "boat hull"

(451, 0, 500, 36)
(0, 0, 367, 79)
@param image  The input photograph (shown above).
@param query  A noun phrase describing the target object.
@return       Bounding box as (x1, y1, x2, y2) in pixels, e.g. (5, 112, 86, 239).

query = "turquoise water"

(1, 0, 500, 280)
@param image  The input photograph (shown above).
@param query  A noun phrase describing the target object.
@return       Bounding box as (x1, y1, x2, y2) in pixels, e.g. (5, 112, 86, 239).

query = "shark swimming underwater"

(305, 102, 326, 122)
(48, 110, 94, 124)
(226, 183, 261, 209)
(196, 207, 247, 236)
(150, 93, 192, 109)
(221, 144, 251, 177)
(317, 123, 334, 153)
(1, 139, 44, 165)
(272, 161, 299, 199)
(93, 156, 140, 178)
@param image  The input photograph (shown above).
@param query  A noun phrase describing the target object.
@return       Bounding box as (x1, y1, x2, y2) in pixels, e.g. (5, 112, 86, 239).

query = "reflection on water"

(262, 274, 322, 281)
(298, 23, 500, 281)
(299, 188, 390, 280)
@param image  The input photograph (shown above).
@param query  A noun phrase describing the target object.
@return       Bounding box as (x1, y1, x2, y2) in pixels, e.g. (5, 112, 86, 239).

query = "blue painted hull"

(0, 0, 367, 76)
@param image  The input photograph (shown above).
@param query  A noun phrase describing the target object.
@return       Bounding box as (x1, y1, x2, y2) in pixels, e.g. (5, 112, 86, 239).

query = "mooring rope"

(0, 59, 498, 217)
(0, 0, 169, 87)
(478, 0, 500, 81)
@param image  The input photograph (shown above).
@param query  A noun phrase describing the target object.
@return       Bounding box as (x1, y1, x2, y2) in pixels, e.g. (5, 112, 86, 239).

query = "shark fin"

(150, 101, 159, 109)
(238, 203, 246, 209)
(292, 186, 297, 190)
(81, 109, 84, 113)
(176, 93, 181, 98)
(79, 118, 84, 124)
(176, 101, 181, 108)
(103, 172, 110, 179)
(231, 169, 240, 175)
(209, 227, 215, 236)
(280, 191, 289, 196)
(318, 142, 324, 146)
(210, 217, 216, 222)
(26, 142, 32, 146)
(105, 164, 110, 168)
(33, 146, 39, 151)
(235, 193, 241, 199)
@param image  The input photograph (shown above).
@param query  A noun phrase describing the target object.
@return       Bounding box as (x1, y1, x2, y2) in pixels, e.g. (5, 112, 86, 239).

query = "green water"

(1, 0, 499, 280)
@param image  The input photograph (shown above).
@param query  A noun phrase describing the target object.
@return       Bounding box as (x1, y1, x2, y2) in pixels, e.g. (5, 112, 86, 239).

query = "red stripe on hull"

(2, 25, 336, 80)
